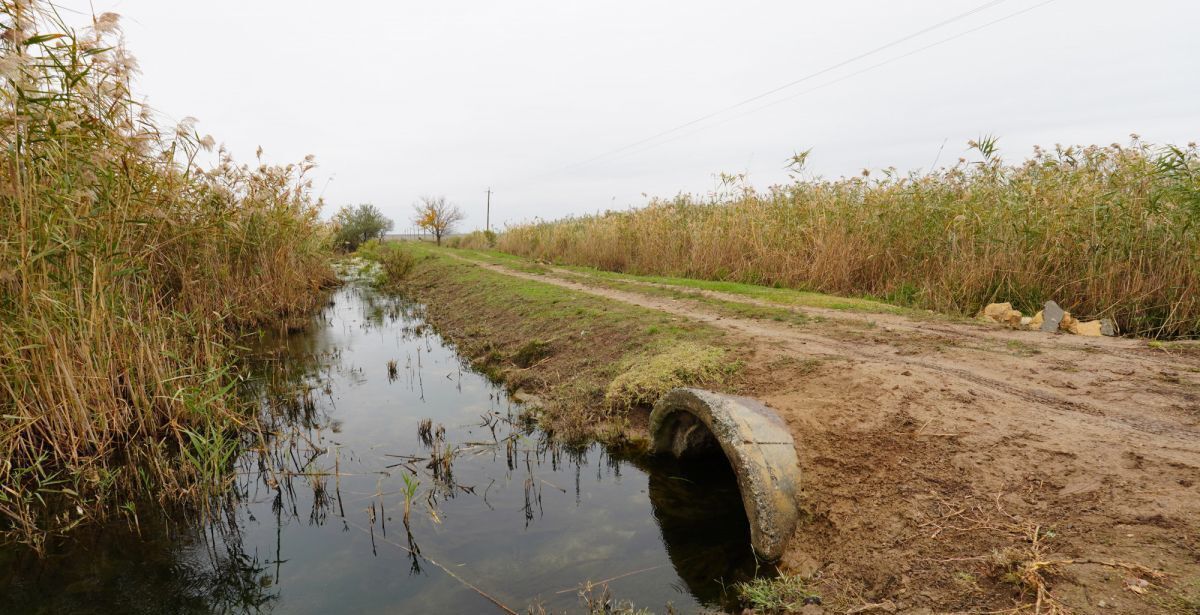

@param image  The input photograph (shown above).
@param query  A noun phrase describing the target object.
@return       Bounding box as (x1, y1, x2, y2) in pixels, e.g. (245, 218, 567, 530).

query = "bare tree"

(412, 195, 465, 246)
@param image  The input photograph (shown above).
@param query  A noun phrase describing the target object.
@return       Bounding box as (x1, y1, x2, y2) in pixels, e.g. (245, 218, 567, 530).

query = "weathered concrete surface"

(649, 388, 801, 560)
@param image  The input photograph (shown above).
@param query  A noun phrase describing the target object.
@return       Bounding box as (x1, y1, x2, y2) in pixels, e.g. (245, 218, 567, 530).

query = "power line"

(531, 0, 1009, 179)
(592, 0, 1059, 165)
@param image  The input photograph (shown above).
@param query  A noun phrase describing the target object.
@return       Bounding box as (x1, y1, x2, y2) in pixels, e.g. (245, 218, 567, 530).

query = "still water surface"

(2, 284, 762, 613)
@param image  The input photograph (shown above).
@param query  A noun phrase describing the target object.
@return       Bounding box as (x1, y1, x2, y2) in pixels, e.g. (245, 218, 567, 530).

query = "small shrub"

(356, 240, 415, 286)
(377, 244, 416, 283)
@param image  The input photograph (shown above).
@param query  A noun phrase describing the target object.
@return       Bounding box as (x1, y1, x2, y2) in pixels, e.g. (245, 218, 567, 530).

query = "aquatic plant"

(497, 139, 1200, 338)
(0, 1, 333, 548)
(400, 472, 419, 530)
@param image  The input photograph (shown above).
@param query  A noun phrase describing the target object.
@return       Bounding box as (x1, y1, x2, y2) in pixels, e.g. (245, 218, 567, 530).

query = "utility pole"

(485, 188, 492, 232)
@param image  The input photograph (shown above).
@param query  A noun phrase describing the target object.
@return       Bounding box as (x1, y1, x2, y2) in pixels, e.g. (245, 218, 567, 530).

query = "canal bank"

(398, 247, 745, 446)
(400, 243, 1200, 614)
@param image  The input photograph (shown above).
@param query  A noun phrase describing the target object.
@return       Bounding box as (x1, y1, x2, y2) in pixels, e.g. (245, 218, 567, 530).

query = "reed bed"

(0, 2, 333, 548)
(499, 139, 1200, 338)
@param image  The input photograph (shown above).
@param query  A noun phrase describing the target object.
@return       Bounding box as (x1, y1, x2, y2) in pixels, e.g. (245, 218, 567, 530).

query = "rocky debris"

(1067, 317, 1117, 337)
(978, 301, 1115, 337)
(1040, 300, 1065, 332)
(978, 302, 1023, 327)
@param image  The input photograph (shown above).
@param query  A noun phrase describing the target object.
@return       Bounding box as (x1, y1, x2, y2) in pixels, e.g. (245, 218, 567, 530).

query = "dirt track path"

(450, 253, 1200, 613)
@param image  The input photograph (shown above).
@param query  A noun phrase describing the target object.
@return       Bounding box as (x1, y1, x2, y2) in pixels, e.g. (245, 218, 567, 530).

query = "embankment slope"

(403, 244, 1200, 613)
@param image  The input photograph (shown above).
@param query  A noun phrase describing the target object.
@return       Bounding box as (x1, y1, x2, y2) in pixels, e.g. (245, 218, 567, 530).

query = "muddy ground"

(404, 246, 1200, 614)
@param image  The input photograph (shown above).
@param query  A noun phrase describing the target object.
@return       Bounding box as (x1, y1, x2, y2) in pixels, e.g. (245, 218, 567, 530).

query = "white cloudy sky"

(58, 0, 1200, 231)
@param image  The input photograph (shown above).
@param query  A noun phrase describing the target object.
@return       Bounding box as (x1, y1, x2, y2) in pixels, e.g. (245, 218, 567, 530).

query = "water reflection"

(1, 284, 766, 613)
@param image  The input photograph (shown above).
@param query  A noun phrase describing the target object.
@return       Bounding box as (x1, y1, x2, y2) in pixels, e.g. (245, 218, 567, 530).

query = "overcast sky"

(59, 0, 1200, 231)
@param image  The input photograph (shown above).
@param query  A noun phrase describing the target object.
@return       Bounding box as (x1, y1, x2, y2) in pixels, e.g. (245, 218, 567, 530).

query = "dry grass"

(447, 229, 497, 250)
(604, 342, 731, 409)
(499, 138, 1200, 338)
(0, 2, 332, 548)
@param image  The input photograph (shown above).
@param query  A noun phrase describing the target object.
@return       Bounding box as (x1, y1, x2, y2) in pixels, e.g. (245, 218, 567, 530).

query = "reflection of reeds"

(417, 418, 433, 447)
(522, 451, 543, 527)
(367, 502, 377, 556)
(386, 359, 398, 382)
(426, 424, 457, 487)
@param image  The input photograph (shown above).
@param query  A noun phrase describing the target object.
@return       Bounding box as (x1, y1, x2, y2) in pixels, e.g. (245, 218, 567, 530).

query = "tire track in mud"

(545, 265, 1200, 371)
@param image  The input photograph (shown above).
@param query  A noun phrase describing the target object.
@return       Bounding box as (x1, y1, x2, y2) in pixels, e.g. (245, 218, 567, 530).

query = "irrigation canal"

(2, 282, 764, 613)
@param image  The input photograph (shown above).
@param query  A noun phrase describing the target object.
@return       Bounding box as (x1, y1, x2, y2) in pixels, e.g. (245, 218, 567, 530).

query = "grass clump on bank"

(735, 575, 820, 613)
(0, 3, 333, 549)
(605, 342, 730, 408)
(498, 139, 1200, 338)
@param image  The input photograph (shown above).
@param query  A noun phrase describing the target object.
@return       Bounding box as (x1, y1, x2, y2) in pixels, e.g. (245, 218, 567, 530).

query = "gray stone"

(1100, 318, 1116, 336)
(1040, 300, 1065, 333)
(649, 388, 801, 560)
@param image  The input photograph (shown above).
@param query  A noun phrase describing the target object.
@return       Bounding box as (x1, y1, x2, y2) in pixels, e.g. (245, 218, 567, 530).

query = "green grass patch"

(444, 245, 920, 316)
(735, 575, 820, 613)
(1158, 578, 1200, 613)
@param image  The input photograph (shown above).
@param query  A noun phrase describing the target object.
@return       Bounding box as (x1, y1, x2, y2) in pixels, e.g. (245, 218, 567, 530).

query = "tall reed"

(0, 1, 333, 548)
(499, 139, 1200, 338)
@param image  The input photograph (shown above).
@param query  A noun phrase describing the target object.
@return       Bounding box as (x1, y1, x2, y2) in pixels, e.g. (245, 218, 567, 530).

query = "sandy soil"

(447, 254, 1200, 614)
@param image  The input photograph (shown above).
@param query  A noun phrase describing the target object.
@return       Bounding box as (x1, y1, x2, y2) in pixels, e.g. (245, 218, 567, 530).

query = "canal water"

(1, 284, 763, 614)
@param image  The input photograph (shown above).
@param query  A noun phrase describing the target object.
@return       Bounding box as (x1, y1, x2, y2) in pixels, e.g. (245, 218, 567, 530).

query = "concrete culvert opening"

(649, 388, 801, 561)
(655, 410, 722, 458)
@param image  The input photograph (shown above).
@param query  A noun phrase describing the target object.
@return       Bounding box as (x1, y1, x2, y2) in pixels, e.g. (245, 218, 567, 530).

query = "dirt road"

(449, 252, 1200, 613)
